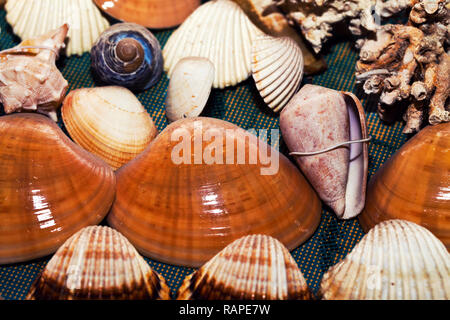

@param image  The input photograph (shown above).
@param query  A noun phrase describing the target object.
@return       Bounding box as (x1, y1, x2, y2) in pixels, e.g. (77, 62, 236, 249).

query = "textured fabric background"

(0, 5, 409, 300)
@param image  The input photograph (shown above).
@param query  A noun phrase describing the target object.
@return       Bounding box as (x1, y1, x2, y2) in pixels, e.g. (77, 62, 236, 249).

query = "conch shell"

(0, 25, 69, 121)
(280, 84, 369, 219)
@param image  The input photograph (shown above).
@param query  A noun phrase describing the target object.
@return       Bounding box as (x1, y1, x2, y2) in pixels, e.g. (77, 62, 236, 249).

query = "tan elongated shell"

(252, 35, 304, 112)
(62, 86, 158, 170)
(177, 234, 312, 300)
(27, 226, 170, 300)
(319, 220, 450, 300)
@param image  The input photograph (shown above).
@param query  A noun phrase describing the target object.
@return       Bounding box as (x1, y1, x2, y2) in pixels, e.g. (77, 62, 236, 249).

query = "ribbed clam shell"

(252, 35, 304, 112)
(319, 220, 450, 300)
(27, 226, 170, 300)
(62, 86, 158, 171)
(177, 234, 312, 300)
(163, 0, 263, 89)
(5, 0, 109, 56)
(165, 57, 215, 122)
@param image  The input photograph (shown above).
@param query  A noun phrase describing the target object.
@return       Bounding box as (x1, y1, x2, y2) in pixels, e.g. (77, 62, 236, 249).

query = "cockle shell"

(0, 25, 68, 121)
(163, 0, 263, 89)
(176, 234, 312, 300)
(62, 86, 158, 171)
(108, 117, 321, 267)
(5, 0, 110, 56)
(280, 85, 369, 219)
(27, 226, 170, 300)
(251, 34, 304, 112)
(165, 57, 215, 122)
(360, 123, 450, 248)
(319, 220, 450, 300)
(0, 114, 115, 264)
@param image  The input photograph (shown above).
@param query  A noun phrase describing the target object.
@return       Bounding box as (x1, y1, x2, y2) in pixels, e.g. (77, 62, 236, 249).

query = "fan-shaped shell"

(176, 234, 312, 300)
(163, 0, 263, 89)
(319, 220, 450, 300)
(252, 34, 304, 112)
(62, 86, 158, 170)
(360, 123, 450, 248)
(0, 114, 116, 264)
(27, 226, 170, 300)
(94, 0, 200, 29)
(108, 117, 321, 267)
(91, 23, 163, 91)
(5, 0, 110, 56)
(165, 57, 215, 122)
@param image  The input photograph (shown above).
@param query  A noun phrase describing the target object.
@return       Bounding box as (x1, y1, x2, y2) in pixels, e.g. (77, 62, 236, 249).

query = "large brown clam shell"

(0, 114, 115, 264)
(108, 117, 321, 267)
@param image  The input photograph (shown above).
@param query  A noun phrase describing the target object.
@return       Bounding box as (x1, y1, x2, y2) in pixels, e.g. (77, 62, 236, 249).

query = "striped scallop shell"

(5, 0, 110, 55)
(319, 220, 450, 300)
(27, 226, 171, 300)
(163, 0, 263, 89)
(252, 34, 304, 112)
(176, 234, 312, 300)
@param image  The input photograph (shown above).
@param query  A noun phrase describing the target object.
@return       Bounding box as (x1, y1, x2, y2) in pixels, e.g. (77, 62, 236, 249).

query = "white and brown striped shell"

(26, 226, 171, 300)
(176, 234, 312, 300)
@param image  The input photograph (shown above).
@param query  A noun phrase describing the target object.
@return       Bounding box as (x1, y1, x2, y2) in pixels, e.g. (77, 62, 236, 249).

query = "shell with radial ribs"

(5, 0, 110, 56)
(177, 234, 312, 299)
(319, 220, 450, 300)
(27, 226, 171, 300)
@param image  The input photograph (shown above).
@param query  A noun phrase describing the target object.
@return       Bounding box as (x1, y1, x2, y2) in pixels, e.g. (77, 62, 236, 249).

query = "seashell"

(0, 25, 69, 121)
(0, 114, 116, 265)
(62, 86, 158, 170)
(176, 234, 312, 300)
(165, 57, 215, 122)
(108, 117, 321, 267)
(93, 0, 200, 29)
(27, 226, 171, 300)
(280, 84, 369, 219)
(91, 23, 163, 91)
(319, 220, 450, 300)
(360, 123, 450, 248)
(251, 34, 304, 112)
(5, 0, 110, 56)
(163, 0, 263, 89)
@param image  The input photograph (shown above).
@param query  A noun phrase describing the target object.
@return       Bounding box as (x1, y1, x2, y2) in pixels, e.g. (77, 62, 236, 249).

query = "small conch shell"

(319, 220, 450, 300)
(165, 57, 215, 122)
(176, 234, 312, 300)
(27, 226, 171, 300)
(280, 84, 369, 219)
(0, 24, 69, 121)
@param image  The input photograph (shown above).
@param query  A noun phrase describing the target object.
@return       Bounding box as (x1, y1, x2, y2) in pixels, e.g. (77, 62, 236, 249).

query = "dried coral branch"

(429, 53, 450, 124)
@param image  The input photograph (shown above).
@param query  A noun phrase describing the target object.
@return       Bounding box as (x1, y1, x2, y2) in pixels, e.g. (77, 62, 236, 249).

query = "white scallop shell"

(163, 0, 263, 89)
(320, 220, 450, 300)
(5, 0, 110, 56)
(165, 57, 215, 122)
(252, 34, 304, 112)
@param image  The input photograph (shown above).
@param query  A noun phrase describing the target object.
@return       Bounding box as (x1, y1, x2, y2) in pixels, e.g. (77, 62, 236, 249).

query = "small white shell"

(165, 57, 215, 122)
(319, 220, 450, 300)
(163, 0, 263, 89)
(252, 34, 304, 112)
(5, 0, 110, 56)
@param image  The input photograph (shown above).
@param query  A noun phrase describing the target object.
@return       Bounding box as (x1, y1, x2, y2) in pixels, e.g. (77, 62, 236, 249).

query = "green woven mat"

(0, 7, 409, 300)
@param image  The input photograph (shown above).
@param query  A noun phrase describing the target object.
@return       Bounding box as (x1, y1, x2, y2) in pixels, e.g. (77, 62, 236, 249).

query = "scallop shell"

(360, 123, 450, 248)
(319, 220, 450, 300)
(62, 86, 158, 171)
(176, 234, 312, 300)
(94, 0, 200, 29)
(252, 34, 304, 112)
(165, 57, 215, 122)
(27, 226, 170, 300)
(163, 0, 263, 89)
(0, 114, 116, 264)
(108, 117, 321, 267)
(5, 0, 110, 56)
